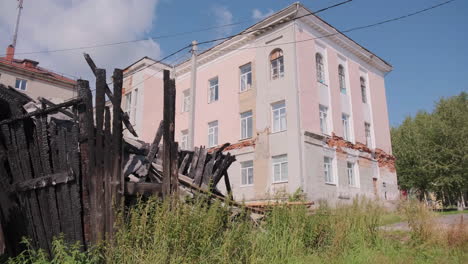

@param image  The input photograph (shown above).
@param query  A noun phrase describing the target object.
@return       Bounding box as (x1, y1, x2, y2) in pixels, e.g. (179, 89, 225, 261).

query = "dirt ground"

(382, 213, 467, 231)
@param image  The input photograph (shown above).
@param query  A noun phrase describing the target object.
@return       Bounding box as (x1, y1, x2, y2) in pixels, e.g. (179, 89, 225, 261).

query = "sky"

(0, 0, 466, 126)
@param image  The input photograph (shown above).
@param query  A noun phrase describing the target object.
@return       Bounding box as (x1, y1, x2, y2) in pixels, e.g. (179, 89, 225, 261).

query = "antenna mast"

(12, 0, 24, 48)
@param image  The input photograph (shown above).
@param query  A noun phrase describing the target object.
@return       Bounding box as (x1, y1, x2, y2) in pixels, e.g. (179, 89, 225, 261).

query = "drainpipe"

(188, 40, 198, 150)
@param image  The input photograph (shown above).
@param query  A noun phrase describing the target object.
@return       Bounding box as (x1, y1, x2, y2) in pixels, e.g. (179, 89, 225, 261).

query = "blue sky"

(0, 0, 466, 126)
(151, 0, 468, 126)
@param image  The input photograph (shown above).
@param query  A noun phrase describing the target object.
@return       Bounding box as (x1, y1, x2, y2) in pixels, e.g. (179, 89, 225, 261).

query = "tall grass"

(7, 197, 468, 264)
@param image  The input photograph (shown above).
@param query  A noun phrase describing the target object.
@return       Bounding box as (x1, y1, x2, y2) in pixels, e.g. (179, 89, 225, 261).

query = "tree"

(391, 92, 468, 209)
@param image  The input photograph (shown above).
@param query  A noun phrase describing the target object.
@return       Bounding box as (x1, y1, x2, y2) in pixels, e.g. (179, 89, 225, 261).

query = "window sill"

(239, 137, 253, 142)
(240, 184, 254, 188)
(270, 129, 286, 135)
(239, 88, 252, 94)
(272, 180, 288, 184)
(317, 81, 328, 87)
(325, 182, 337, 186)
(349, 185, 360, 189)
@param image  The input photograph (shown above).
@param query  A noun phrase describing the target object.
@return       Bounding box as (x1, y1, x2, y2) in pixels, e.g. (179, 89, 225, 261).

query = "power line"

(197, 0, 353, 46)
(0, 0, 351, 57)
(194, 0, 456, 55)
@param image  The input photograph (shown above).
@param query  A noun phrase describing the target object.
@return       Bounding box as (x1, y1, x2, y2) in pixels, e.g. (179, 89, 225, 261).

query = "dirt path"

(382, 213, 467, 231)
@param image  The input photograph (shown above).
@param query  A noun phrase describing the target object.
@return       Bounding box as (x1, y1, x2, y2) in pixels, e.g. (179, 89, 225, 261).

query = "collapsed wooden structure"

(0, 56, 240, 257)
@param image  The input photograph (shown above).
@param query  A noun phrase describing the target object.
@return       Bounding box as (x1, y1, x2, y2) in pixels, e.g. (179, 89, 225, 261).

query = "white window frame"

(239, 63, 252, 92)
(270, 49, 284, 80)
(208, 121, 218, 147)
(316, 53, 325, 84)
(360, 77, 367, 104)
(272, 154, 288, 183)
(365, 122, 372, 148)
(342, 113, 350, 141)
(208, 77, 219, 103)
(271, 101, 287, 133)
(132, 89, 138, 126)
(182, 89, 190, 112)
(324, 156, 335, 184)
(347, 161, 359, 187)
(125, 92, 132, 122)
(319, 105, 329, 135)
(240, 110, 253, 140)
(240, 160, 254, 186)
(338, 65, 346, 94)
(15, 78, 27, 91)
(181, 130, 188, 150)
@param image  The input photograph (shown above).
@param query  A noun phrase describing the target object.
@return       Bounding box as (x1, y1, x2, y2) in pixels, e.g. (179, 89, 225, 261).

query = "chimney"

(5, 45, 15, 61)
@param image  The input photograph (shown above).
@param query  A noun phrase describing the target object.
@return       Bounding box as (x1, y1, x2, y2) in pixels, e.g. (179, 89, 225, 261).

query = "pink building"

(122, 3, 398, 205)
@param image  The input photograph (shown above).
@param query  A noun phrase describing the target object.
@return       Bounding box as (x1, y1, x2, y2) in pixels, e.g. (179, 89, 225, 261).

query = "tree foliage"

(391, 92, 468, 204)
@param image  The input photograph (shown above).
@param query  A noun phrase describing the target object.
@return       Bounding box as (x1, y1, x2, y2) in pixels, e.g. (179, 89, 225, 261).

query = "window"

(183, 89, 190, 112)
(241, 160, 254, 186)
(240, 111, 253, 139)
(132, 89, 138, 125)
(360, 77, 367, 103)
(208, 121, 218, 147)
(347, 162, 358, 187)
(15, 78, 27, 91)
(270, 49, 284, 80)
(272, 155, 288, 183)
(342, 113, 350, 141)
(324, 156, 334, 184)
(271, 101, 287, 133)
(319, 105, 329, 134)
(240, 63, 252, 92)
(316, 53, 325, 83)
(365, 122, 372, 147)
(181, 130, 188, 150)
(338, 65, 346, 94)
(208, 77, 219, 103)
(125, 92, 132, 120)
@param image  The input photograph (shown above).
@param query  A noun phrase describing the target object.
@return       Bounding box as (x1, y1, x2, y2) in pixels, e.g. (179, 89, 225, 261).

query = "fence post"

(162, 70, 176, 197)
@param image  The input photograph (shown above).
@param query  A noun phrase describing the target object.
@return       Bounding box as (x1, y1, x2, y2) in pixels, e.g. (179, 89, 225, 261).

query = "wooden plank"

(67, 120, 84, 246)
(193, 147, 207, 186)
(188, 147, 200, 179)
(38, 97, 74, 118)
(170, 142, 179, 194)
(37, 117, 61, 238)
(124, 182, 162, 196)
(201, 154, 216, 187)
(15, 170, 74, 192)
(103, 107, 113, 239)
(223, 172, 233, 200)
(77, 79, 95, 246)
(83, 53, 138, 137)
(162, 70, 176, 196)
(178, 153, 191, 175)
(94, 68, 106, 242)
(11, 121, 50, 252)
(146, 120, 164, 164)
(111, 69, 124, 241)
(0, 98, 82, 126)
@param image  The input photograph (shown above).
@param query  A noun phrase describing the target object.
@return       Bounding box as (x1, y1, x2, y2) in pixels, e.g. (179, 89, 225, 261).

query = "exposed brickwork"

(208, 139, 256, 153)
(326, 133, 395, 172)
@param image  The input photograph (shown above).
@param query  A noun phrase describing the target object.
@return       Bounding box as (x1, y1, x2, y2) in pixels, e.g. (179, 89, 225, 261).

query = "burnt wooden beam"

(162, 70, 176, 196)
(0, 98, 82, 126)
(170, 142, 179, 194)
(83, 53, 138, 137)
(193, 147, 207, 186)
(38, 97, 74, 118)
(125, 182, 162, 196)
(15, 170, 75, 192)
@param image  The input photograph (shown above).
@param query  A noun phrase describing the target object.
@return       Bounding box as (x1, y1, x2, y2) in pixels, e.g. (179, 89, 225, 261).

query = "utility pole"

(188, 40, 198, 150)
(12, 0, 24, 48)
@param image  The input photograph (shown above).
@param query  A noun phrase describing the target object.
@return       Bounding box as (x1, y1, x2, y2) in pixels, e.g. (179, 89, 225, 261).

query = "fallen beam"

(15, 169, 75, 192)
(38, 97, 75, 118)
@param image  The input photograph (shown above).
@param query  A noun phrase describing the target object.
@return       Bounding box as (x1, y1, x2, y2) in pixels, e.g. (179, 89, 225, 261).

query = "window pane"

(281, 162, 288, 181)
(273, 164, 280, 182)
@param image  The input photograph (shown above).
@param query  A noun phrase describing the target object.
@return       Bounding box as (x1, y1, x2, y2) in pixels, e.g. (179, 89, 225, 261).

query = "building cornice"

(0, 63, 76, 89)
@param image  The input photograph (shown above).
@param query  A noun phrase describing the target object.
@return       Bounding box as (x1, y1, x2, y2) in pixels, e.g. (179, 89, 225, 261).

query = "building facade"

(0, 45, 76, 102)
(122, 3, 399, 205)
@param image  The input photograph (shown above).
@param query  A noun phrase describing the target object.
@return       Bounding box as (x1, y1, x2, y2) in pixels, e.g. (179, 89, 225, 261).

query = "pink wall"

(175, 49, 255, 147)
(348, 61, 366, 144)
(141, 73, 164, 142)
(296, 30, 321, 134)
(326, 49, 344, 137)
(369, 72, 392, 153)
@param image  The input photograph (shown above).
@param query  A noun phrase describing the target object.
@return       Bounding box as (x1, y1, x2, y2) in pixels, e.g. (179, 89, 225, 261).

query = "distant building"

(0, 45, 77, 102)
(122, 3, 399, 205)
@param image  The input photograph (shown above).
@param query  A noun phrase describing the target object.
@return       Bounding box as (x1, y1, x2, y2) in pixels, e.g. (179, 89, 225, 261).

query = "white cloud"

(212, 6, 233, 38)
(252, 8, 274, 20)
(0, 0, 161, 82)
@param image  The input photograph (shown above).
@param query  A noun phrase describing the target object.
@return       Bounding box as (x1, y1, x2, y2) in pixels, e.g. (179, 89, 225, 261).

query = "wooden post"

(94, 68, 106, 242)
(162, 70, 176, 197)
(77, 79, 94, 247)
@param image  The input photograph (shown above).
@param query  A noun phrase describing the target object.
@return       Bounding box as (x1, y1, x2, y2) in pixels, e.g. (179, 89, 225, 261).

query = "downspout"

(292, 5, 306, 193)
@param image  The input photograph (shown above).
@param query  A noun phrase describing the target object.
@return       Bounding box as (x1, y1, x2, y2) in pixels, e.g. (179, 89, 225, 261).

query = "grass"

(6, 197, 468, 264)
(436, 209, 468, 216)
